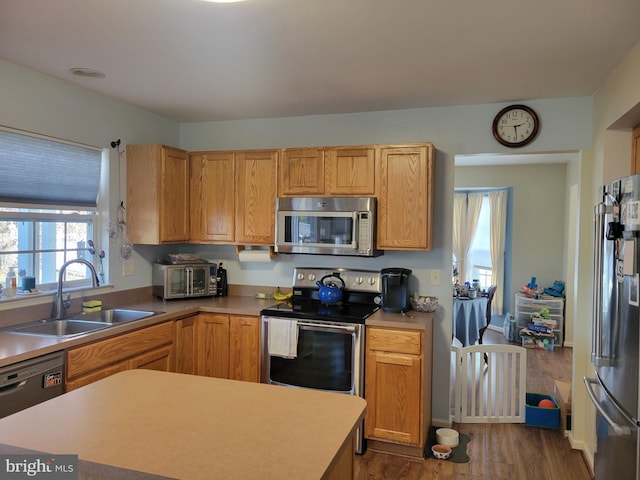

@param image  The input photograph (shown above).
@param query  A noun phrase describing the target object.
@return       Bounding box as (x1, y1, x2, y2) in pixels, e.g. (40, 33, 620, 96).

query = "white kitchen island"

(0, 370, 366, 480)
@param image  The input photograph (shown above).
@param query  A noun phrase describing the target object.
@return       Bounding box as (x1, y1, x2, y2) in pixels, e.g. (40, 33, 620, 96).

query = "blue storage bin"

(525, 393, 560, 428)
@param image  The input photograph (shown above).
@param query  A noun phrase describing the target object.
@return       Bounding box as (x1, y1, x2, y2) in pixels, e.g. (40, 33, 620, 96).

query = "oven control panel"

(292, 267, 381, 293)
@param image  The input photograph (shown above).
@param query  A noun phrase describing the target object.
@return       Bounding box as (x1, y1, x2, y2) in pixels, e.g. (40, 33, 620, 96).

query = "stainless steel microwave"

(275, 197, 382, 256)
(152, 262, 217, 300)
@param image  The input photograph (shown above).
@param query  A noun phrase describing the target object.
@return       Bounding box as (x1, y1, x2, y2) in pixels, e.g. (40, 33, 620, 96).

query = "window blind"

(0, 127, 102, 208)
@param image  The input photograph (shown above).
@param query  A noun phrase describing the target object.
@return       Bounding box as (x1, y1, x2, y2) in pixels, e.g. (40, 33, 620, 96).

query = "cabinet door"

(377, 144, 433, 250)
(229, 315, 261, 383)
(129, 345, 174, 372)
(190, 152, 235, 242)
(325, 147, 376, 195)
(235, 150, 278, 245)
(279, 148, 325, 196)
(199, 313, 230, 378)
(175, 316, 199, 375)
(160, 146, 190, 243)
(126, 144, 189, 244)
(365, 350, 422, 444)
(632, 125, 640, 175)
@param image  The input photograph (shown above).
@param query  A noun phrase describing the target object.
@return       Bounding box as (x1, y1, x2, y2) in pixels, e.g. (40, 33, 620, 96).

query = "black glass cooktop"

(261, 299, 379, 324)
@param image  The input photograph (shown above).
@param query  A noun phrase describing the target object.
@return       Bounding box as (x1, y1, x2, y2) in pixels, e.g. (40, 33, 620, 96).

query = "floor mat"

(424, 427, 471, 463)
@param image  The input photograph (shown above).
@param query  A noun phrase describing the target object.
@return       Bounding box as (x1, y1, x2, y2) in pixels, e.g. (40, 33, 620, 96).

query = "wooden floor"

(354, 329, 593, 480)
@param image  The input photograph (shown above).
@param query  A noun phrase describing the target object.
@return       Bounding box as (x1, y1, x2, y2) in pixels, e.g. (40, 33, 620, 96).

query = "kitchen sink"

(68, 308, 158, 324)
(6, 309, 162, 338)
(10, 319, 112, 338)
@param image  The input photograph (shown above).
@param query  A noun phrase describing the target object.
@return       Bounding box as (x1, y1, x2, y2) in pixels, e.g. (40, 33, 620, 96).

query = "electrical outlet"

(430, 269, 441, 286)
(122, 259, 134, 277)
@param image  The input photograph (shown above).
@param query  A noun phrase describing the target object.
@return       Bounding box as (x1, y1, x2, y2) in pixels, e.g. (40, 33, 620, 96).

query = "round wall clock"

(492, 104, 539, 147)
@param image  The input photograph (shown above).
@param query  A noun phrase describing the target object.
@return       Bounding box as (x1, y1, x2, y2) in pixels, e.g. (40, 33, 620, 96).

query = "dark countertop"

(0, 293, 433, 368)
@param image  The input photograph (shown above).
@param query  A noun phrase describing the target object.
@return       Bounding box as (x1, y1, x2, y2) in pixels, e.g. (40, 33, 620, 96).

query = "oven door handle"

(297, 321, 357, 334)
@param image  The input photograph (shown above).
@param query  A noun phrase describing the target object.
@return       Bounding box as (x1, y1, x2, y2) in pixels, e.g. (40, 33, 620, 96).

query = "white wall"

(0, 57, 594, 428)
(0, 59, 181, 293)
(455, 163, 568, 321)
(572, 40, 640, 466)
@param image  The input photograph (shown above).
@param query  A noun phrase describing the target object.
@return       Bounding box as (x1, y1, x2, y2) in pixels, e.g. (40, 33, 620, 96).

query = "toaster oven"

(152, 262, 217, 300)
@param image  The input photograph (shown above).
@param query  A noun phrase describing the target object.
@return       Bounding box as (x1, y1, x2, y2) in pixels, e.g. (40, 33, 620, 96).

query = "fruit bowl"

(410, 295, 439, 312)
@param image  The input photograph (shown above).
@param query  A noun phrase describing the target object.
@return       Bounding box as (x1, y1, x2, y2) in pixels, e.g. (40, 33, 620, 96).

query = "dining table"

(452, 295, 489, 346)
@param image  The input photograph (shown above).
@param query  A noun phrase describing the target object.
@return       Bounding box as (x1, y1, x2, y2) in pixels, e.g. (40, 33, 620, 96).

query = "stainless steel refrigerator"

(586, 174, 640, 480)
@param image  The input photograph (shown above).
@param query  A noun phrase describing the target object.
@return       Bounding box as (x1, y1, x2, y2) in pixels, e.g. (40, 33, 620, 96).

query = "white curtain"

(488, 190, 507, 315)
(452, 192, 483, 284)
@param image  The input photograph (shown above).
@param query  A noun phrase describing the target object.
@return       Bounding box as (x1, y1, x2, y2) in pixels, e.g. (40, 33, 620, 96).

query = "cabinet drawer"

(367, 327, 422, 355)
(67, 322, 174, 379)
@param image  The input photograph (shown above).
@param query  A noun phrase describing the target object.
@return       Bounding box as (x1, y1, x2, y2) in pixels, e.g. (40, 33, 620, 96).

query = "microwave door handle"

(351, 212, 358, 247)
(186, 267, 192, 296)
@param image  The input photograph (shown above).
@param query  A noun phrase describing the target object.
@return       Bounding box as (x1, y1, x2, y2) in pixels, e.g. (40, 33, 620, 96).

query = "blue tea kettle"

(316, 274, 345, 304)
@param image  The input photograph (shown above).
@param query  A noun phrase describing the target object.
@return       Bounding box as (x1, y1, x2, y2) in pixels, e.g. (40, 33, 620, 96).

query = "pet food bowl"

(435, 428, 459, 447)
(431, 444, 452, 459)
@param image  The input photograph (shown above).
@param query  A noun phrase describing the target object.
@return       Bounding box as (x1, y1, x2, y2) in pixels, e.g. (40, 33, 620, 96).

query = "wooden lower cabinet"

(175, 315, 199, 375)
(66, 322, 175, 391)
(177, 313, 261, 383)
(364, 325, 432, 458)
(199, 313, 230, 379)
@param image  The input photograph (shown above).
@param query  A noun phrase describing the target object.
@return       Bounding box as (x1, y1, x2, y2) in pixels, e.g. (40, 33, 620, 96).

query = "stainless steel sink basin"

(6, 309, 162, 338)
(10, 319, 111, 338)
(68, 309, 158, 324)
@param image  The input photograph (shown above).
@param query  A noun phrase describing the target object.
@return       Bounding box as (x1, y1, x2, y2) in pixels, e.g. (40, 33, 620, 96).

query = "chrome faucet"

(54, 259, 100, 319)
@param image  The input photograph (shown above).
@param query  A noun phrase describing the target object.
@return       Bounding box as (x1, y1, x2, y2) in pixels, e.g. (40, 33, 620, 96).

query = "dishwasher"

(0, 351, 65, 418)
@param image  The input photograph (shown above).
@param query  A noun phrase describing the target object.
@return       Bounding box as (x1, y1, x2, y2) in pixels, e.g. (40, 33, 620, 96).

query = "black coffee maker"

(381, 268, 412, 313)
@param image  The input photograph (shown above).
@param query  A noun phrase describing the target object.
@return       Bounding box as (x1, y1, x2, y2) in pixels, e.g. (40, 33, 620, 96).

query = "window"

(0, 210, 97, 291)
(0, 127, 103, 293)
(468, 195, 492, 289)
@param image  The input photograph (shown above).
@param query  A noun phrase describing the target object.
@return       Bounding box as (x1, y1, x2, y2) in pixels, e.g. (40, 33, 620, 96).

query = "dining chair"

(478, 285, 497, 345)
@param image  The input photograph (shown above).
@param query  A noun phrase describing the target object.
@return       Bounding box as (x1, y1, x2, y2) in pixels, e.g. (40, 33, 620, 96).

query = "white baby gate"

(451, 344, 527, 423)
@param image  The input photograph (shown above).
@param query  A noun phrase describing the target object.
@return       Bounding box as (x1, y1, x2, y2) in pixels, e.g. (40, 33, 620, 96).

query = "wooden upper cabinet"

(279, 146, 376, 196)
(325, 146, 376, 195)
(279, 148, 325, 196)
(377, 144, 434, 251)
(190, 151, 235, 243)
(126, 144, 190, 244)
(632, 125, 640, 175)
(236, 150, 278, 245)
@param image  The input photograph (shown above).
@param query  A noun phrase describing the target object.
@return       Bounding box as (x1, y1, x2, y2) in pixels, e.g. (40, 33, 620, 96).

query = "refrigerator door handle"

(592, 193, 619, 367)
(592, 201, 606, 365)
(584, 377, 632, 435)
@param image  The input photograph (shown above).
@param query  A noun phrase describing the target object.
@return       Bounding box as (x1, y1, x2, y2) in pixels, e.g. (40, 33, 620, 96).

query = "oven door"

(262, 318, 363, 396)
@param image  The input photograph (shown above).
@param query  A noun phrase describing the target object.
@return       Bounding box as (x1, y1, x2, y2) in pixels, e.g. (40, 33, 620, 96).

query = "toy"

(538, 399, 556, 408)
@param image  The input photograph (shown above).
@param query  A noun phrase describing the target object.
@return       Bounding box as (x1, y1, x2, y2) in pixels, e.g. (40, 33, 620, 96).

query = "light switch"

(122, 259, 134, 276)
(430, 269, 441, 285)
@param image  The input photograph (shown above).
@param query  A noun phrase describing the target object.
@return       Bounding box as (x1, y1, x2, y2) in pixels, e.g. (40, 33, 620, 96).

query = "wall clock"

(492, 104, 539, 147)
